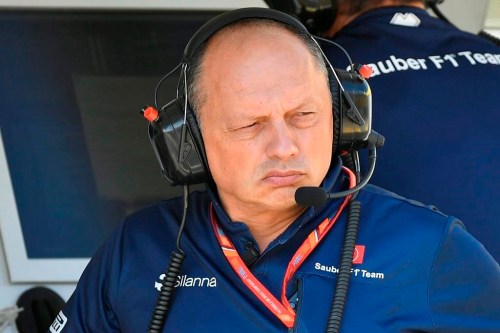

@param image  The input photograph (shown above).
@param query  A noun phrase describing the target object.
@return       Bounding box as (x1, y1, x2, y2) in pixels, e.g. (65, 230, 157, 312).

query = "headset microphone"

(295, 187, 330, 207)
(295, 134, 384, 208)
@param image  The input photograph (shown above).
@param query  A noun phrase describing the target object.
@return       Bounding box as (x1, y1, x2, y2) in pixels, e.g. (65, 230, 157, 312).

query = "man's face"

(198, 24, 333, 217)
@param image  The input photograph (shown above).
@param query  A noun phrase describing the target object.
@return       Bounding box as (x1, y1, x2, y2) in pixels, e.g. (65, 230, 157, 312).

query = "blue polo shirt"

(50, 160, 500, 332)
(321, 6, 500, 261)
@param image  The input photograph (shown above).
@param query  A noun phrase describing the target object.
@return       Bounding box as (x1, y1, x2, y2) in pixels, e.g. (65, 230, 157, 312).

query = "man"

(50, 8, 499, 333)
(272, 0, 500, 260)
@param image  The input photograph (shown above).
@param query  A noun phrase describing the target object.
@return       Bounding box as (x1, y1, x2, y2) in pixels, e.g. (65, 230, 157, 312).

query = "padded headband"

(183, 7, 310, 64)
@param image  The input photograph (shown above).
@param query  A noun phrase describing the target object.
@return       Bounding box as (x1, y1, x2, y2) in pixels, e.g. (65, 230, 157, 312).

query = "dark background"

(0, 9, 219, 258)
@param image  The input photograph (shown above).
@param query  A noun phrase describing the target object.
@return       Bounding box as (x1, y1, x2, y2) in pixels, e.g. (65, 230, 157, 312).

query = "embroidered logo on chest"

(154, 274, 217, 291)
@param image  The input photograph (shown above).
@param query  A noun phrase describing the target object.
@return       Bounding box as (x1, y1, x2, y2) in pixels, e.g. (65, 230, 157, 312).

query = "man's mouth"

(263, 170, 304, 186)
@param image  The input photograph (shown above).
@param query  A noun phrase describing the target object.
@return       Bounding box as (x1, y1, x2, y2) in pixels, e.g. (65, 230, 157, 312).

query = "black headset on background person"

(264, 0, 338, 34)
(141, 7, 383, 333)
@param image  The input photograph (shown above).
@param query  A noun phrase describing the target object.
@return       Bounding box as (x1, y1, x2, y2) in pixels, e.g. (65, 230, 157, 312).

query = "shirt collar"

(207, 156, 347, 239)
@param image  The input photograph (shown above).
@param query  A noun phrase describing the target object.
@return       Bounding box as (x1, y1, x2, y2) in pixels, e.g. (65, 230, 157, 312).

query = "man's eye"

(291, 112, 318, 127)
(292, 112, 316, 121)
(241, 122, 257, 129)
(238, 121, 259, 130)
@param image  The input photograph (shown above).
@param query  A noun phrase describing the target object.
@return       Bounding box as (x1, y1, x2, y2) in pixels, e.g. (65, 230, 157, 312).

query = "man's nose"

(266, 121, 299, 160)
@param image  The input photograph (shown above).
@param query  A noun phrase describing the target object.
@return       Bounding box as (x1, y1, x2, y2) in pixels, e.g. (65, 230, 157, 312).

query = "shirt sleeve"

(47, 223, 125, 333)
(428, 217, 500, 332)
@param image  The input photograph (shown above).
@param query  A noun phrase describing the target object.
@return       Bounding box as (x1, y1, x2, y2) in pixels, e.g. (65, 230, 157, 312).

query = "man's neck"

(226, 205, 306, 252)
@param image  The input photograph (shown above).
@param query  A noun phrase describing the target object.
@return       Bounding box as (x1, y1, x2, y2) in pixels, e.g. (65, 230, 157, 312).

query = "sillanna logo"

(155, 274, 217, 291)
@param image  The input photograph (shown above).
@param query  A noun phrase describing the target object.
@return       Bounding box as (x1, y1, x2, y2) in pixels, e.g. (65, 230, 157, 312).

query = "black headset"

(143, 7, 376, 187)
(264, 0, 338, 34)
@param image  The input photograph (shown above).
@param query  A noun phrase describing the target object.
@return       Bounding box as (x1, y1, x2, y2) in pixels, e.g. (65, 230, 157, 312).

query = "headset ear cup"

(328, 68, 373, 154)
(148, 98, 209, 185)
(184, 104, 210, 178)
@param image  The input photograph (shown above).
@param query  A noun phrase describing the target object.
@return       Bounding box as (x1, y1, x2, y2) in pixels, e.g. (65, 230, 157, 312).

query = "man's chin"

(264, 188, 299, 208)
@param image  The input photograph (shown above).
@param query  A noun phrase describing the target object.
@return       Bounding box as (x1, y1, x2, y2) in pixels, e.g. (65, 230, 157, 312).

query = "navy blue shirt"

(322, 6, 500, 260)
(50, 160, 500, 332)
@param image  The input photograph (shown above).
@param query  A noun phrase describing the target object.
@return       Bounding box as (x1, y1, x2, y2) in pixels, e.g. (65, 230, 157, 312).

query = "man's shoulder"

(121, 190, 211, 233)
(354, 184, 469, 264)
(359, 184, 453, 223)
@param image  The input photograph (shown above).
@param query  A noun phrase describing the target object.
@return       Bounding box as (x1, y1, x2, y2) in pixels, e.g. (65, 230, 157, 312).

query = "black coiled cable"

(478, 30, 500, 46)
(426, 0, 500, 46)
(148, 184, 189, 333)
(325, 199, 362, 333)
(426, 1, 455, 27)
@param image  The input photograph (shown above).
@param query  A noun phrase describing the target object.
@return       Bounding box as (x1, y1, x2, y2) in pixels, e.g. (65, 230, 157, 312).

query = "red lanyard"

(210, 167, 356, 328)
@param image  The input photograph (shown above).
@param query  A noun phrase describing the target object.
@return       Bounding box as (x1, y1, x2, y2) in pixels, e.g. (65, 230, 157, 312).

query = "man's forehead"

(206, 19, 301, 49)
